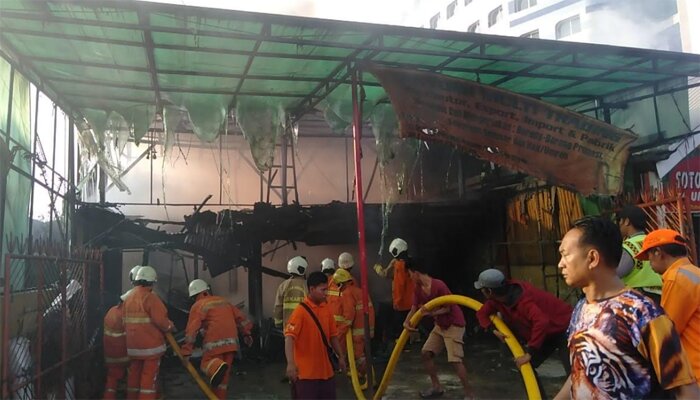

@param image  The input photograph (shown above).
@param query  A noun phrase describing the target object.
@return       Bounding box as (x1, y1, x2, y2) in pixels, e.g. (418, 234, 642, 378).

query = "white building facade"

(419, 0, 686, 52)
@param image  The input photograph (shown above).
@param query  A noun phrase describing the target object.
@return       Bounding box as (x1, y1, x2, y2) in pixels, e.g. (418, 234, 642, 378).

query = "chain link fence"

(1, 239, 103, 399)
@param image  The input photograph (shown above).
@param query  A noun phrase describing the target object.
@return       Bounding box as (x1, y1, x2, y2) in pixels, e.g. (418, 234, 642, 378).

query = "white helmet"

(134, 265, 157, 283)
(321, 258, 335, 273)
(188, 279, 209, 297)
(287, 256, 308, 276)
(129, 265, 141, 283)
(338, 252, 354, 269)
(389, 238, 408, 257)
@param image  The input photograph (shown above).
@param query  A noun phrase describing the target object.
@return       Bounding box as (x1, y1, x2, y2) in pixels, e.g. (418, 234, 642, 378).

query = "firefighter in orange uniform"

(181, 279, 254, 399)
(103, 293, 129, 399)
(330, 253, 355, 328)
(321, 258, 336, 285)
(333, 268, 375, 381)
(374, 238, 415, 342)
(123, 266, 174, 400)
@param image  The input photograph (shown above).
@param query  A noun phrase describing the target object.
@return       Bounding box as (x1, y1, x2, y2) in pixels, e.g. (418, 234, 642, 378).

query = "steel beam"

(232, 23, 269, 107)
(137, 9, 162, 110)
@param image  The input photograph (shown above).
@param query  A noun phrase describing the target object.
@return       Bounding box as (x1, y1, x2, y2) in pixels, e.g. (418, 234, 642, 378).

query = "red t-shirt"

(413, 278, 465, 329)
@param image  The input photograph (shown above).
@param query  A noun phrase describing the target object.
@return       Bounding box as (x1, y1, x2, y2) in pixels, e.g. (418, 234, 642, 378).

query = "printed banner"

(668, 153, 700, 209)
(367, 65, 638, 195)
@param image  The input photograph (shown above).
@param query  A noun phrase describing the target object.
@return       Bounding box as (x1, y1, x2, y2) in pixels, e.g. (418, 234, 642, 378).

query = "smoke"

(583, 0, 678, 50)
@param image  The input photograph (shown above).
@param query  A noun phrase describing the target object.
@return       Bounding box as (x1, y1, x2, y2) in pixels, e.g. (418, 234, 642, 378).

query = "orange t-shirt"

(284, 297, 338, 380)
(392, 259, 414, 311)
(661, 257, 700, 380)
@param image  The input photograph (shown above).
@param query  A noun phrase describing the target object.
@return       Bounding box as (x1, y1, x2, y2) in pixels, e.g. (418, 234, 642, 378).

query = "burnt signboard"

(668, 154, 700, 209)
(367, 64, 637, 195)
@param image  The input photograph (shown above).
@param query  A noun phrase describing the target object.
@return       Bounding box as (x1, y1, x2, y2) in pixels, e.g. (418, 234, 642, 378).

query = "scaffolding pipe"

(351, 67, 374, 396)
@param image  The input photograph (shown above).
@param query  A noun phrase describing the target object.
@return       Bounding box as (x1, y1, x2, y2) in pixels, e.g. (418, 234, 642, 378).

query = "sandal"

(419, 388, 445, 399)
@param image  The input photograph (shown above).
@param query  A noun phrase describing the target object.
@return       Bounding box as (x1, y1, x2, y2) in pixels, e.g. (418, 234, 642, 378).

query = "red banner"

(367, 65, 638, 195)
(668, 154, 700, 209)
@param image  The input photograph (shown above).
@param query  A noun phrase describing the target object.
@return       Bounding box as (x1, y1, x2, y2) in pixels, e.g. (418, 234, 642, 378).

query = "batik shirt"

(567, 289, 695, 399)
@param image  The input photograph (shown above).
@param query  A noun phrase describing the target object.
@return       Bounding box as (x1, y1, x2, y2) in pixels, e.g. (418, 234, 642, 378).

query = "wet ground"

(161, 334, 567, 399)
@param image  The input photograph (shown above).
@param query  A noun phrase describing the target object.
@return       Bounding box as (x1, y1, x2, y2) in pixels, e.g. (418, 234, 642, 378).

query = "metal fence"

(1, 239, 103, 399)
(638, 195, 698, 262)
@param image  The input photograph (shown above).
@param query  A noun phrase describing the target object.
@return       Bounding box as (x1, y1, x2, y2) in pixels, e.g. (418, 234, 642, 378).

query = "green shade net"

(121, 105, 156, 145)
(235, 97, 287, 172)
(0, 58, 31, 288)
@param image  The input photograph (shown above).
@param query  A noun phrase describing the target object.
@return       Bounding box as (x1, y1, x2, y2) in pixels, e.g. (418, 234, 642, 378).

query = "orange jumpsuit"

(327, 279, 342, 325)
(392, 259, 414, 312)
(336, 279, 375, 375)
(182, 294, 253, 399)
(103, 303, 128, 399)
(123, 286, 173, 400)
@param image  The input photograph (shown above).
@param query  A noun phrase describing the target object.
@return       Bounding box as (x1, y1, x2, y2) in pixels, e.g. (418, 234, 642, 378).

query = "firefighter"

(374, 238, 416, 342)
(274, 256, 308, 328)
(333, 268, 375, 381)
(103, 293, 129, 399)
(321, 258, 336, 284)
(329, 252, 355, 323)
(123, 266, 174, 399)
(182, 279, 254, 399)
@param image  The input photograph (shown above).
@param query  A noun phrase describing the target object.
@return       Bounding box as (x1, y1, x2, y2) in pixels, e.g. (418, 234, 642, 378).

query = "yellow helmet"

(332, 268, 353, 285)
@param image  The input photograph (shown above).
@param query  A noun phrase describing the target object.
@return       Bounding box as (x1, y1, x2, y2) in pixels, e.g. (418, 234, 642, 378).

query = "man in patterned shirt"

(554, 217, 699, 400)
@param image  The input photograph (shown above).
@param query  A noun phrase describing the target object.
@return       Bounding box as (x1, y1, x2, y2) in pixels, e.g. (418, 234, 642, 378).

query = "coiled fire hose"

(165, 332, 218, 400)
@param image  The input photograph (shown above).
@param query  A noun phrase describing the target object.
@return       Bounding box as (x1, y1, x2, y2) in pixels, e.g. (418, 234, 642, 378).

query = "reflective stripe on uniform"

(274, 318, 283, 325)
(355, 303, 373, 310)
(105, 388, 117, 393)
(124, 316, 152, 324)
(352, 328, 374, 336)
(105, 356, 130, 363)
(327, 290, 340, 296)
(334, 315, 346, 322)
(201, 299, 228, 313)
(140, 389, 157, 394)
(204, 358, 219, 373)
(217, 384, 228, 389)
(203, 337, 239, 351)
(104, 329, 126, 337)
(127, 344, 166, 357)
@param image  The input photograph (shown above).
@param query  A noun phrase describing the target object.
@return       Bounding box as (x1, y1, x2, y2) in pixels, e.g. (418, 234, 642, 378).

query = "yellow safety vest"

(622, 233, 662, 290)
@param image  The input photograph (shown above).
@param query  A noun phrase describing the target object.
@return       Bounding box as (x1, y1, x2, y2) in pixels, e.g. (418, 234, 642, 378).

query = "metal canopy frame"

(0, 0, 698, 121)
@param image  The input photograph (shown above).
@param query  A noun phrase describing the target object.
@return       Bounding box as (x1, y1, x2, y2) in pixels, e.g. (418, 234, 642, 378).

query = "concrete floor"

(161, 335, 567, 399)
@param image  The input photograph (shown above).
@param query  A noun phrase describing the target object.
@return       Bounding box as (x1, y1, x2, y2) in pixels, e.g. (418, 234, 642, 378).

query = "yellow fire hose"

(165, 332, 218, 400)
(346, 330, 368, 399)
(373, 295, 541, 400)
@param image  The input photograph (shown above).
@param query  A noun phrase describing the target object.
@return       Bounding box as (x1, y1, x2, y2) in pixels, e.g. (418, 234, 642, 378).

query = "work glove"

(373, 264, 387, 277)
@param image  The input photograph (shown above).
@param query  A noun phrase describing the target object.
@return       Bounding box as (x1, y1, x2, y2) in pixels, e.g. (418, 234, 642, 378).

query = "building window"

(513, 0, 537, 13)
(447, 0, 458, 19)
(488, 6, 503, 27)
(464, 0, 472, 5)
(430, 13, 440, 29)
(468, 21, 480, 33)
(555, 15, 581, 39)
(520, 29, 539, 38)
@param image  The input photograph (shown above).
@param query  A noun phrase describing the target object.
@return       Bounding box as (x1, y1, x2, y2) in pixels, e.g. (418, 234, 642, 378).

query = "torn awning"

(368, 64, 637, 195)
